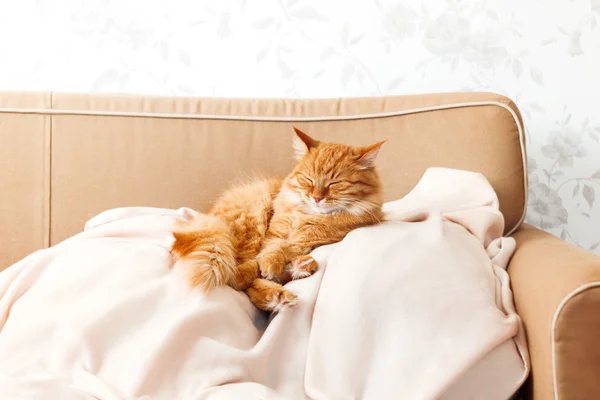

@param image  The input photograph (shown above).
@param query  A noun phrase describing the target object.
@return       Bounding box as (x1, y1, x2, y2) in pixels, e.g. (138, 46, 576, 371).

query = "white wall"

(1, 0, 600, 252)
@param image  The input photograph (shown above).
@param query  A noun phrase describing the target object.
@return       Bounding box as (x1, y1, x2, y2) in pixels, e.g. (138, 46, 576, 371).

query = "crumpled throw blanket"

(0, 168, 529, 400)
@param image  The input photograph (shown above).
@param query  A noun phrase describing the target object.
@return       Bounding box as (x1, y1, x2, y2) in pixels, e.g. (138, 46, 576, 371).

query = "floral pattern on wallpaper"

(1, 0, 599, 251)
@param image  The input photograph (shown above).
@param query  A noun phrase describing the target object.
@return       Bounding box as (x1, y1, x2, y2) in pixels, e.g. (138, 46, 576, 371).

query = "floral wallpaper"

(0, 0, 599, 252)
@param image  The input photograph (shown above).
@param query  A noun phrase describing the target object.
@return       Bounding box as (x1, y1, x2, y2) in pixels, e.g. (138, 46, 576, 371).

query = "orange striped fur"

(171, 127, 385, 311)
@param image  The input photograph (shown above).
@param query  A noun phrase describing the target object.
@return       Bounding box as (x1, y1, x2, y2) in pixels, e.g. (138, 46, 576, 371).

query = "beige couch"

(1, 91, 598, 399)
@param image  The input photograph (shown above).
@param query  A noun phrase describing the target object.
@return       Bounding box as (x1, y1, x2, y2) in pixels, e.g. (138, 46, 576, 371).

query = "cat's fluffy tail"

(170, 213, 237, 292)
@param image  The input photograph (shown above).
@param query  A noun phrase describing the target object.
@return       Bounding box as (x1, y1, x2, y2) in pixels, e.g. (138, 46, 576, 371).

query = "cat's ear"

(292, 126, 319, 160)
(357, 140, 386, 168)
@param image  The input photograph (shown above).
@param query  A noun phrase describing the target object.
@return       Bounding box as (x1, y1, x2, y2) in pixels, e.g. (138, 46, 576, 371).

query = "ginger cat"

(171, 127, 385, 312)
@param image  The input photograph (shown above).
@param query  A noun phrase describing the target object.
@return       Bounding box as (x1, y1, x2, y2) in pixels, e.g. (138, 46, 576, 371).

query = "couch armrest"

(509, 224, 600, 400)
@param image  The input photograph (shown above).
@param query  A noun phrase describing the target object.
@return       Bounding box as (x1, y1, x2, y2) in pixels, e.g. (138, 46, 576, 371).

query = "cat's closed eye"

(296, 175, 314, 186)
(327, 181, 352, 191)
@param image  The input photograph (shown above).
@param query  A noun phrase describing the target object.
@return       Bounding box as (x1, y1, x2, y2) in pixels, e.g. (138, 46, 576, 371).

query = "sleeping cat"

(171, 127, 385, 312)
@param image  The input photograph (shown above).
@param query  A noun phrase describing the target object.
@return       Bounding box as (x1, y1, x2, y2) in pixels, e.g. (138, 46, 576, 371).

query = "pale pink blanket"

(0, 168, 529, 399)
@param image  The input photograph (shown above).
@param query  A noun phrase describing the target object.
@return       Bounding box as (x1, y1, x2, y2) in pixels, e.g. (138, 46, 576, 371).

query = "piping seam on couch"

(551, 282, 600, 400)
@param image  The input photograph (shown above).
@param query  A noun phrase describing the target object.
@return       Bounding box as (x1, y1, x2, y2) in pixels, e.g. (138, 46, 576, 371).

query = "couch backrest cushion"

(0, 91, 526, 268)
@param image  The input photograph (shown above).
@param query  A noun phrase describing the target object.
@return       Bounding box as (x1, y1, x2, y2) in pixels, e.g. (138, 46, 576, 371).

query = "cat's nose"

(312, 196, 323, 204)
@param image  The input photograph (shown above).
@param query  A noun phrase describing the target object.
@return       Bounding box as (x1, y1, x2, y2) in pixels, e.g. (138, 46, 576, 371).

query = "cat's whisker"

(346, 201, 382, 221)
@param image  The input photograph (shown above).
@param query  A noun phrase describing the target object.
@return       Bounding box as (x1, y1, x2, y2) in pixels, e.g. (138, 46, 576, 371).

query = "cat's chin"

(307, 203, 341, 215)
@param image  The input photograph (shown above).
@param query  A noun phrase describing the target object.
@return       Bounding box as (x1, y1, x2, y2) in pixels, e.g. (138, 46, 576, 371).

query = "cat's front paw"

(289, 255, 319, 280)
(245, 279, 297, 312)
(257, 250, 286, 280)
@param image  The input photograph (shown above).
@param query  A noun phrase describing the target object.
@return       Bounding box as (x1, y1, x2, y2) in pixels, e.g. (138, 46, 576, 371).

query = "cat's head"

(282, 127, 385, 216)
